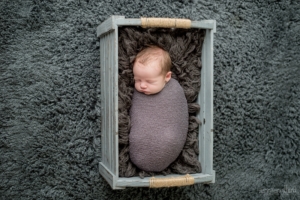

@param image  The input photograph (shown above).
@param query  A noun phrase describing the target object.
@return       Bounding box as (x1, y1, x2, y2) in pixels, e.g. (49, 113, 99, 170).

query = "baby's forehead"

(135, 59, 161, 69)
(133, 62, 162, 76)
(135, 54, 161, 65)
(133, 62, 162, 72)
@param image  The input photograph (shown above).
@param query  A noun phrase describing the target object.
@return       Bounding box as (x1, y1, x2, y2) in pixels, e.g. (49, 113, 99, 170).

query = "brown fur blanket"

(118, 27, 205, 177)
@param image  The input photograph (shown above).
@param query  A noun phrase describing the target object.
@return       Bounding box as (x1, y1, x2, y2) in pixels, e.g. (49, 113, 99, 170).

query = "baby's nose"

(140, 82, 147, 89)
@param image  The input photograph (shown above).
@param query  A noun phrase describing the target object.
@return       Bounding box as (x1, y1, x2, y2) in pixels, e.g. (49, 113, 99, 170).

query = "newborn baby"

(129, 46, 189, 172)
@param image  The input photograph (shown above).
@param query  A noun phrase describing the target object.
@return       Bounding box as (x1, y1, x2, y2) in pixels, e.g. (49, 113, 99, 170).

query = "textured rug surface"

(1, 0, 300, 199)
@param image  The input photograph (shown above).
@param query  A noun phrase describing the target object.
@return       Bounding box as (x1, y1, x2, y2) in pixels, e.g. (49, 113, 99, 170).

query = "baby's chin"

(143, 92, 153, 95)
(136, 88, 155, 95)
(140, 91, 152, 95)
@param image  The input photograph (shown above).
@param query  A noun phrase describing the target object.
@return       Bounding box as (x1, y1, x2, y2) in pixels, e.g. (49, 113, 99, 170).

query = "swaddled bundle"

(129, 78, 189, 172)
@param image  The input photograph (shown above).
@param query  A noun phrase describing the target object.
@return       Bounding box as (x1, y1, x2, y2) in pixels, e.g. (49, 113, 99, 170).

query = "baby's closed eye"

(147, 80, 156, 84)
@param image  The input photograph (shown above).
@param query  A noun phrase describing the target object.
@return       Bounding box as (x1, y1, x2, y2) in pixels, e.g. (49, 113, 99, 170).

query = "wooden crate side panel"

(99, 17, 120, 187)
(116, 173, 214, 188)
(100, 31, 118, 174)
(198, 29, 214, 175)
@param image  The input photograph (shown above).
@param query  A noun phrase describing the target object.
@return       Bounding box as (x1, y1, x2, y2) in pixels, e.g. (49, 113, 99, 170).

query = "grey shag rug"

(1, 0, 300, 199)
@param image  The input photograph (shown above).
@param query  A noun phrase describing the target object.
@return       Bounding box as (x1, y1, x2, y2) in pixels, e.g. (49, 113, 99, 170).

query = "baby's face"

(133, 60, 171, 95)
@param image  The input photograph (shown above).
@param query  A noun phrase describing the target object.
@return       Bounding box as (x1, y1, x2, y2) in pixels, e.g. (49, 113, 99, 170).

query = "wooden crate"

(97, 16, 216, 189)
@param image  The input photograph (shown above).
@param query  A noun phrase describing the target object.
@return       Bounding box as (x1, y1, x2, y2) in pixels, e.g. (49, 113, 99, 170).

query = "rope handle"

(149, 174, 195, 188)
(141, 17, 191, 29)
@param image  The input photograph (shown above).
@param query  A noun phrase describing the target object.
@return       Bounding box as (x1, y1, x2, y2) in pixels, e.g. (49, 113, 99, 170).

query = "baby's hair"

(134, 46, 171, 75)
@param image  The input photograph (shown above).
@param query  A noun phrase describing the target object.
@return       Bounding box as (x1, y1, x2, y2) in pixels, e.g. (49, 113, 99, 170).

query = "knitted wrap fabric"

(129, 78, 189, 172)
(118, 27, 204, 177)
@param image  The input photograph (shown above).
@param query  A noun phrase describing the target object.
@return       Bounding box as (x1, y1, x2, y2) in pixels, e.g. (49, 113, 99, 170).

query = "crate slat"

(108, 30, 114, 175)
(112, 24, 119, 177)
(108, 33, 112, 170)
(204, 29, 214, 175)
(106, 32, 113, 170)
(100, 33, 107, 168)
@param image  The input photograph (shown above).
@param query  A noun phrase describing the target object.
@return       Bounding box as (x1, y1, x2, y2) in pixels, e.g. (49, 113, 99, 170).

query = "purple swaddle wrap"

(129, 78, 189, 172)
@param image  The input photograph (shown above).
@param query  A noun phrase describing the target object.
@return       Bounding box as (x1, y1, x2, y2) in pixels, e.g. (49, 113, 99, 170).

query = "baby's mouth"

(140, 90, 150, 95)
(137, 88, 151, 95)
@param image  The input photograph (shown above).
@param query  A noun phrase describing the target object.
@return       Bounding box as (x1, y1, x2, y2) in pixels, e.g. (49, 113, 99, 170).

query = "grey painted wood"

(110, 32, 114, 172)
(198, 29, 215, 176)
(99, 162, 114, 189)
(99, 162, 124, 190)
(100, 33, 107, 168)
(116, 173, 214, 188)
(107, 32, 112, 171)
(97, 16, 125, 37)
(198, 36, 206, 174)
(192, 20, 216, 32)
(112, 22, 119, 178)
(115, 18, 141, 27)
(204, 29, 214, 175)
(106, 32, 111, 171)
(100, 30, 121, 189)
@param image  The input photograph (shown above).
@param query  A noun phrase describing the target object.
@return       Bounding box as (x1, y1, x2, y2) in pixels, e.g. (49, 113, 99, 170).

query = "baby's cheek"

(135, 83, 142, 91)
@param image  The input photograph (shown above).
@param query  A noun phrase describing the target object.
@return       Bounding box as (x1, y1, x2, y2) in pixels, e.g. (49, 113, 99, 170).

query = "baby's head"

(133, 46, 172, 95)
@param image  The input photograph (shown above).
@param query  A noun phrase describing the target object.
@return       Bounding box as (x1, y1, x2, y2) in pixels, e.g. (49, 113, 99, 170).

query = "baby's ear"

(165, 71, 172, 82)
